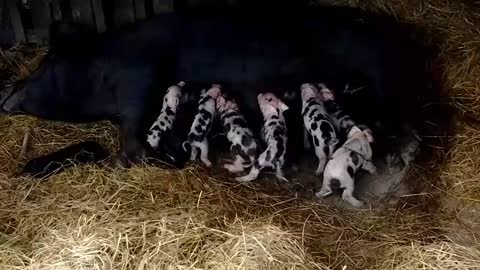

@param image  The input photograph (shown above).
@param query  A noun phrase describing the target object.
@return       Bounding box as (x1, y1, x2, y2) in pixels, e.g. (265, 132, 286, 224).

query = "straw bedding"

(1, 0, 480, 269)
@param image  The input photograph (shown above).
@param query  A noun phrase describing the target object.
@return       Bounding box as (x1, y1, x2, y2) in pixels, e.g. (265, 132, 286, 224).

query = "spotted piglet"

(147, 81, 185, 150)
(183, 84, 222, 167)
(316, 83, 356, 138)
(301, 83, 339, 175)
(236, 93, 289, 182)
(316, 126, 376, 208)
(217, 95, 259, 173)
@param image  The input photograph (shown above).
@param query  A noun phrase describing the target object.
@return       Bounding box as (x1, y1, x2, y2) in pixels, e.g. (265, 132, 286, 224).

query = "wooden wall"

(0, 0, 314, 47)
(1, 0, 180, 46)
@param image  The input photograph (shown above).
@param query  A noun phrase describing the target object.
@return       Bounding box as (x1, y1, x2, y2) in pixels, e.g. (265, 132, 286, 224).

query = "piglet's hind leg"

(303, 128, 311, 150)
(314, 145, 327, 176)
(342, 185, 364, 208)
(316, 177, 333, 198)
(198, 140, 212, 167)
(275, 162, 288, 182)
(190, 145, 198, 161)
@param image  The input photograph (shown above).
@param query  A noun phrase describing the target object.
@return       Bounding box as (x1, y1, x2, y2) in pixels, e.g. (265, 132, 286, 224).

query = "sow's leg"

(114, 68, 153, 167)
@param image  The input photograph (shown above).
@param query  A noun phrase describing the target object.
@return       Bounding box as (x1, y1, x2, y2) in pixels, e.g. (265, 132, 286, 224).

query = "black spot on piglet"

(313, 136, 320, 147)
(329, 178, 341, 191)
(350, 151, 360, 166)
(241, 134, 253, 146)
(320, 122, 333, 136)
(347, 166, 354, 178)
(233, 118, 247, 128)
(165, 108, 174, 116)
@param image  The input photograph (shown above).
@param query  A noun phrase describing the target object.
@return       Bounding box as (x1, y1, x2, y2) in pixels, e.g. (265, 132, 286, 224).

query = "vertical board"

(91, 0, 106, 32)
(30, 0, 51, 44)
(114, 0, 134, 26)
(0, 0, 16, 46)
(134, 0, 146, 20)
(70, 0, 94, 27)
(0, 0, 4, 22)
(51, 0, 62, 21)
(152, 0, 173, 14)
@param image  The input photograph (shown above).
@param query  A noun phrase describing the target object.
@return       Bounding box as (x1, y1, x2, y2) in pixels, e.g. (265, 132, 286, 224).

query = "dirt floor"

(1, 0, 480, 269)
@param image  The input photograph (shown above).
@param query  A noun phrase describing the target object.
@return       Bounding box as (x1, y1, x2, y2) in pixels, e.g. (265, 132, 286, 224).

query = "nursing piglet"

(317, 83, 356, 138)
(217, 95, 259, 173)
(301, 83, 339, 175)
(236, 93, 288, 182)
(316, 126, 377, 208)
(146, 81, 185, 150)
(183, 84, 222, 167)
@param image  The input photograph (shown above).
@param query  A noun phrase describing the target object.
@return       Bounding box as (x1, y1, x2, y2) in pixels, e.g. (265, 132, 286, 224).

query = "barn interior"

(0, 0, 479, 269)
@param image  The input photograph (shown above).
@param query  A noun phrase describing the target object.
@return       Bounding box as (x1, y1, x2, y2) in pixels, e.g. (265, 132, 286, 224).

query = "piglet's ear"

(329, 138, 339, 146)
(279, 101, 289, 112)
(347, 126, 362, 138)
(363, 129, 374, 143)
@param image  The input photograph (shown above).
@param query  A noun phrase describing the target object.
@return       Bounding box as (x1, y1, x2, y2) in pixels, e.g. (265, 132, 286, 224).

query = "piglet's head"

(348, 126, 374, 143)
(317, 83, 335, 102)
(300, 83, 320, 102)
(217, 95, 239, 112)
(257, 92, 289, 117)
(205, 84, 222, 99)
(165, 81, 185, 109)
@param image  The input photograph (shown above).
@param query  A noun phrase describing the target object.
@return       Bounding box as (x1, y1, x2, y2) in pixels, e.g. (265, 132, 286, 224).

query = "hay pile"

(1, 0, 480, 269)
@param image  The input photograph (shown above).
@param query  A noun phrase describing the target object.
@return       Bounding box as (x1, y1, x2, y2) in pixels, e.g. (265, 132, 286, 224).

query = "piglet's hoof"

(202, 159, 213, 168)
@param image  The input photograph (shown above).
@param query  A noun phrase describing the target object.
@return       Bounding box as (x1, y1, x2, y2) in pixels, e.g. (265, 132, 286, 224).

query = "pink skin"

(205, 84, 222, 99)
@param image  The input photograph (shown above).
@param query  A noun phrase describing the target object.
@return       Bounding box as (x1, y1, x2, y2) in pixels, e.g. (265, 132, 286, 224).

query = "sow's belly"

(174, 42, 309, 86)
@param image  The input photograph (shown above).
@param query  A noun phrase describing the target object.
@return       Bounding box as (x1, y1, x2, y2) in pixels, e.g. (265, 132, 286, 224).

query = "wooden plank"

(91, 0, 106, 32)
(6, 0, 25, 43)
(0, 0, 16, 46)
(152, 0, 173, 14)
(114, 0, 134, 26)
(51, 0, 62, 21)
(31, 0, 51, 44)
(134, 0, 146, 20)
(0, 0, 4, 22)
(70, 0, 94, 27)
